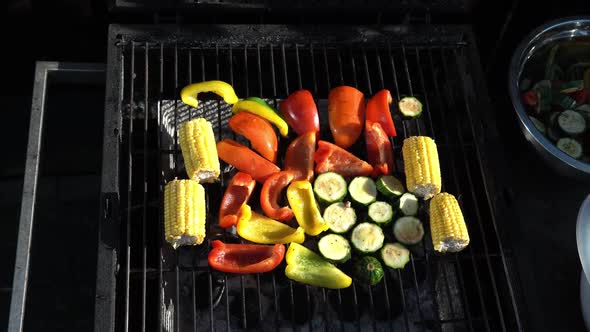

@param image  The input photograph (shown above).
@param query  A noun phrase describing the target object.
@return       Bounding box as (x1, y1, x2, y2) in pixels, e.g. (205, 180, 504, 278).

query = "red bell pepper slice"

(328, 86, 365, 149)
(229, 112, 278, 163)
(218, 172, 256, 228)
(279, 89, 320, 135)
(366, 89, 397, 137)
(365, 121, 395, 177)
(217, 139, 281, 183)
(260, 171, 295, 222)
(521, 90, 538, 107)
(314, 140, 373, 177)
(284, 131, 316, 181)
(208, 240, 285, 274)
(571, 88, 590, 104)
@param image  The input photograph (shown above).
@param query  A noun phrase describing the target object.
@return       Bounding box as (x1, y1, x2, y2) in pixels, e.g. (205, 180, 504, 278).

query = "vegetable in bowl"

(518, 39, 590, 162)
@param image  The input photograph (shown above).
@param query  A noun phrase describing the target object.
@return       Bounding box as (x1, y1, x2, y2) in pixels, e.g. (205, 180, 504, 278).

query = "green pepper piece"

(232, 99, 289, 137)
(285, 243, 352, 289)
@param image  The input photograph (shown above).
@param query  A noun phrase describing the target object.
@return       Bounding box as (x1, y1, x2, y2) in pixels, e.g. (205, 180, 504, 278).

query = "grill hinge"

(102, 193, 119, 223)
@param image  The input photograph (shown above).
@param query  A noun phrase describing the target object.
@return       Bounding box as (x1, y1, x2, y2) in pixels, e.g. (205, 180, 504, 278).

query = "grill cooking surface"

(99, 25, 524, 332)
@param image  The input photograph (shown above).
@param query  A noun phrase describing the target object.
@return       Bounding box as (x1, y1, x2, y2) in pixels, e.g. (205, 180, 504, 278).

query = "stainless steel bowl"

(509, 16, 590, 178)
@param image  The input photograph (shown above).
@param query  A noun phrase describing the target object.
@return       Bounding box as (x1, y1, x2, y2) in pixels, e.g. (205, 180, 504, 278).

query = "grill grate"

(97, 25, 524, 332)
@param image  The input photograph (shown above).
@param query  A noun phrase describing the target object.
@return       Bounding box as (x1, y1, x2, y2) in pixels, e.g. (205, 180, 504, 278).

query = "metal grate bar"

(363, 46, 415, 332)
(254, 44, 265, 329)
(309, 44, 318, 94)
(425, 47, 475, 331)
(381, 268, 395, 331)
(427, 46, 492, 332)
(295, 44, 303, 89)
(188, 48, 195, 332)
(452, 47, 524, 332)
(399, 43, 427, 331)
(257, 44, 264, 96)
(412, 47, 446, 332)
(142, 41, 149, 332)
(240, 43, 249, 330)
(440, 47, 507, 331)
(124, 41, 135, 332)
(404, 44, 480, 332)
(268, 44, 282, 330)
(347, 48, 373, 332)
(384, 42, 417, 332)
(173, 41, 181, 332)
(209, 273, 215, 331)
(192, 271, 198, 332)
(157, 42, 164, 332)
(321, 43, 347, 332)
(293, 44, 314, 332)
(336, 49, 344, 85)
(282, 43, 289, 95)
(289, 281, 297, 330)
(387, 40, 411, 143)
(373, 46, 402, 332)
(323, 43, 331, 90)
(351, 283, 361, 332)
(278, 42, 300, 332)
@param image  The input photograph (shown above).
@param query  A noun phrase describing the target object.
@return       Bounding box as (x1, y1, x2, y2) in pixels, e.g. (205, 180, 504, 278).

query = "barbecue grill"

(8, 5, 528, 331)
(90, 24, 525, 332)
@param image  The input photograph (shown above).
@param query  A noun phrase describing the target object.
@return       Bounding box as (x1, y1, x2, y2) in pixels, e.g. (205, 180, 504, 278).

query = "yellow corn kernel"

(178, 118, 220, 183)
(402, 136, 441, 199)
(429, 192, 469, 253)
(164, 179, 206, 248)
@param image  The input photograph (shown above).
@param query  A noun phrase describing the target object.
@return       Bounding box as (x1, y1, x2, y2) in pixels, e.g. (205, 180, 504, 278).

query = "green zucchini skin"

(381, 243, 410, 269)
(318, 234, 352, 264)
(393, 216, 424, 245)
(351, 222, 385, 253)
(376, 175, 405, 198)
(323, 202, 357, 234)
(348, 177, 377, 206)
(314, 172, 348, 204)
(353, 256, 384, 285)
(368, 201, 394, 226)
(398, 97, 423, 118)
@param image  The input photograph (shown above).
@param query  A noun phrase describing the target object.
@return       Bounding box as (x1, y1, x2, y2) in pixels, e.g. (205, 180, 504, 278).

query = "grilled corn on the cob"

(178, 118, 220, 183)
(429, 192, 469, 253)
(164, 179, 206, 248)
(402, 136, 441, 199)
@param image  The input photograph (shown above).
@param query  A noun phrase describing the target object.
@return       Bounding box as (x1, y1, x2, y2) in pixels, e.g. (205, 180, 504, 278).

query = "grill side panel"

(95, 27, 126, 332)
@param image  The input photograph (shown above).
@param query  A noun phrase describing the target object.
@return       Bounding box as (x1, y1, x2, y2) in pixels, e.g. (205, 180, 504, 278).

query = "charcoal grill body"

(95, 24, 525, 332)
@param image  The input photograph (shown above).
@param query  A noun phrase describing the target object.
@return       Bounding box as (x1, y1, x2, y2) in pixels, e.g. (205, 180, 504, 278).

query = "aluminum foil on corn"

(164, 179, 206, 248)
(429, 192, 470, 253)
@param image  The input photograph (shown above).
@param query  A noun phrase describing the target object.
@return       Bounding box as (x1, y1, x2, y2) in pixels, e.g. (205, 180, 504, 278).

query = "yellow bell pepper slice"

(286, 180, 329, 236)
(232, 100, 289, 137)
(285, 243, 352, 289)
(180, 80, 239, 108)
(236, 205, 305, 244)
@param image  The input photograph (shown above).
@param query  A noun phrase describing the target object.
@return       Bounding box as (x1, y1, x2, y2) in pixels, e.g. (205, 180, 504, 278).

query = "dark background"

(1, 0, 589, 331)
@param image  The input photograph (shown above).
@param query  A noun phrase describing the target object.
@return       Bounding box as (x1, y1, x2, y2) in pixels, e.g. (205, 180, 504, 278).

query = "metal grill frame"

(96, 24, 527, 332)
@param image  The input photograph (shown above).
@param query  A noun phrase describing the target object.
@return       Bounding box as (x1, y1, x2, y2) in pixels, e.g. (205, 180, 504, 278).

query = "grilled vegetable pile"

(163, 79, 472, 288)
(520, 43, 590, 161)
